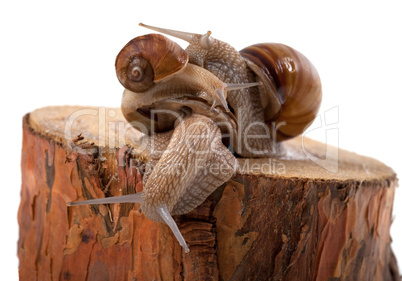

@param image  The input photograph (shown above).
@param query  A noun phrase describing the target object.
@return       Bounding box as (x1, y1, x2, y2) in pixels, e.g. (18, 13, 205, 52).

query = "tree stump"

(18, 106, 399, 281)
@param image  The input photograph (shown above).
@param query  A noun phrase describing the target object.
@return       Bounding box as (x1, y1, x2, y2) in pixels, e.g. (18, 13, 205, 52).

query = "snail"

(68, 23, 322, 253)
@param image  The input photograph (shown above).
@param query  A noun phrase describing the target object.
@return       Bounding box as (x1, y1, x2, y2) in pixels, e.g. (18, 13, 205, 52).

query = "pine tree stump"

(18, 106, 399, 281)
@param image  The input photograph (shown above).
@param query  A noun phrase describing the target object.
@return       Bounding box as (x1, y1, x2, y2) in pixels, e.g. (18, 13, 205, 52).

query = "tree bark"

(18, 106, 399, 281)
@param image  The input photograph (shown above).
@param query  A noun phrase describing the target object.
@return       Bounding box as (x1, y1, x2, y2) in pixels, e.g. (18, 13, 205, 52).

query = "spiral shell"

(115, 34, 189, 92)
(240, 43, 322, 141)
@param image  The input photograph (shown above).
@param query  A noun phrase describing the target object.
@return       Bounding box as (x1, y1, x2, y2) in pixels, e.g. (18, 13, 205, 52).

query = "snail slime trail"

(68, 23, 322, 252)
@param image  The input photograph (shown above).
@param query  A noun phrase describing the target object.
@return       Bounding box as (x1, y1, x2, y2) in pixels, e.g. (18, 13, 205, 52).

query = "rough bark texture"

(18, 106, 399, 281)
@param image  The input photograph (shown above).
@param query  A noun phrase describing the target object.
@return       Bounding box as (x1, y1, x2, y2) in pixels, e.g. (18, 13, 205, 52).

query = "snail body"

(68, 23, 322, 253)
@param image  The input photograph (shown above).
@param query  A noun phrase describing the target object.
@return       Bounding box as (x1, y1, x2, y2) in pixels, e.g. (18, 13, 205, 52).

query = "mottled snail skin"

(140, 114, 236, 221)
(68, 24, 322, 253)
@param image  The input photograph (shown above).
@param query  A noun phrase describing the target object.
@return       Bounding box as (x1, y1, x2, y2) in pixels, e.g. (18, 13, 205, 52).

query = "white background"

(1, 0, 401, 279)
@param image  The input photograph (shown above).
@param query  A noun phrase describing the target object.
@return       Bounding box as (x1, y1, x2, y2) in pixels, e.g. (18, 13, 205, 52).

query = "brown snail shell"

(240, 43, 322, 141)
(115, 34, 189, 92)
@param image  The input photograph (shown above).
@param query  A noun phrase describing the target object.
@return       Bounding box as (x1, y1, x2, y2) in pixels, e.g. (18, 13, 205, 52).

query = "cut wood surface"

(18, 106, 399, 281)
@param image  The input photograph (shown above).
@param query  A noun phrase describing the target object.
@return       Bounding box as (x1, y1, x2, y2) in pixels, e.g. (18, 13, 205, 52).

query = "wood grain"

(18, 106, 399, 280)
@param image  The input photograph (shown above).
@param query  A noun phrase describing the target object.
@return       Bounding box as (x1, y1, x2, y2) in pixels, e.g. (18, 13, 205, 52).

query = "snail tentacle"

(140, 23, 213, 50)
(157, 205, 189, 253)
(214, 87, 229, 112)
(139, 23, 195, 44)
(226, 82, 261, 91)
(199, 31, 212, 49)
(67, 193, 143, 206)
